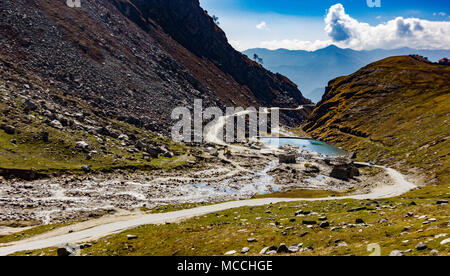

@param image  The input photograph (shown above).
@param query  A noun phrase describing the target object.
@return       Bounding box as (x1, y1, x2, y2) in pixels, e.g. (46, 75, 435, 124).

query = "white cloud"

(256, 21, 268, 30)
(229, 40, 246, 51)
(260, 39, 332, 51)
(257, 3, 450, 51)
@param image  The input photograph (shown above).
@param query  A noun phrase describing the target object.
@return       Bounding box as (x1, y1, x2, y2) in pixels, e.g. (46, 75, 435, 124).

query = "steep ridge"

(112, 0, 310, 108)
(304, 56, 450, 187)
(0, 0, 310, 134)
(0, 0, 310, 177)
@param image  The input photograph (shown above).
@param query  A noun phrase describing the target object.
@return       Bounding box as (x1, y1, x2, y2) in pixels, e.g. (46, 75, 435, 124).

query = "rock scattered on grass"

(126, 235, 138, 240)
(0, 124, 16, 135)
(415, 242, 428, 251)
(440, 238, 450, 245)
(277, 243, 289, 254)
(389, 250, 404, 256)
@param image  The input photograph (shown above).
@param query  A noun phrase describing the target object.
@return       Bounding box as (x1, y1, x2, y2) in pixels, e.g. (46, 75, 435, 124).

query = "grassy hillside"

(304, 56, 450, 195)
(13, 196, 450, 256)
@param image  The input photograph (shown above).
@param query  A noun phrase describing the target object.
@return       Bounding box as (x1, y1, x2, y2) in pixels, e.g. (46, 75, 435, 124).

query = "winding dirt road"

(0, 108, 417, 256)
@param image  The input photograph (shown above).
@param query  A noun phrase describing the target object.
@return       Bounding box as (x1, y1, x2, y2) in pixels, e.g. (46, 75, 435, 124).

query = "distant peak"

(325, 44, 339, 49)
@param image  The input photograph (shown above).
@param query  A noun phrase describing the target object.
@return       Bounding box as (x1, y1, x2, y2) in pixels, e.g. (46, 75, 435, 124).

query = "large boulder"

(23, 99, 38, 112)
(279, 153, 296, 164)
(0, 124, 16, 135)
(76, 141, 89, 150)
(57, 244, 79, 256)
(49, 120, 63, 130)
(330, 163, 360, 181)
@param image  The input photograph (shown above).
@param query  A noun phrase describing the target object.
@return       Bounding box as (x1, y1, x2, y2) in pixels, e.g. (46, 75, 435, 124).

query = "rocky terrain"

(0, 0, 314, 178)
(0, 139, 385, 226)
(0, 0, 310, 136)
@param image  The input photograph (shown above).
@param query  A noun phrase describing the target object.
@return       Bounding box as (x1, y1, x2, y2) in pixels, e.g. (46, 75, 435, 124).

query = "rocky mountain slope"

(244, 46, 450, 102)
(1, 0, 310, 130)
(304, 56, 450, 188)
(0, 0, 310, 177)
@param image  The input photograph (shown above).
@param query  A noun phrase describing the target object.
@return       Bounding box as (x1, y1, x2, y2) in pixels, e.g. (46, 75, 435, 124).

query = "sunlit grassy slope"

(304, 56, 450, 193)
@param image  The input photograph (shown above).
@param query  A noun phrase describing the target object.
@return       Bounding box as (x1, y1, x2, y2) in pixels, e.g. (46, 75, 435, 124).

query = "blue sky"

(200, 0, 450, 51)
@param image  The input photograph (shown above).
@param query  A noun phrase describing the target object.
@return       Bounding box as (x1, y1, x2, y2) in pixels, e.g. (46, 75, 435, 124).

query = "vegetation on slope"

(14, 196, 449, 256)
(304, 56, 450, 196)
(0, 59, 192, 180)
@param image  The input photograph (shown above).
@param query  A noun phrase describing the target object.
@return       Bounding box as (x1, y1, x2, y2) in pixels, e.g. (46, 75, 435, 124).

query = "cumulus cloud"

(258, 3, 450, 51)
(256, 21, 268, 30)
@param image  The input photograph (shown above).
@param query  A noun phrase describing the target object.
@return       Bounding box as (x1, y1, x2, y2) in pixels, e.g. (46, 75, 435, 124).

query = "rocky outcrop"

(279, 153, 297, 164)
(330, 163, 359, 181)
(439, 58, 450, 65)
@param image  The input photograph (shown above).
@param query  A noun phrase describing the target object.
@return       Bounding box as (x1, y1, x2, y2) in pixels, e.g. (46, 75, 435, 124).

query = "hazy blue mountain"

(243, 46, 450, 102)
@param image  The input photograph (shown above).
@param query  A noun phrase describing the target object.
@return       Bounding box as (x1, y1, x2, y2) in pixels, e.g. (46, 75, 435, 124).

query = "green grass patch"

(13, 197, 449, 256)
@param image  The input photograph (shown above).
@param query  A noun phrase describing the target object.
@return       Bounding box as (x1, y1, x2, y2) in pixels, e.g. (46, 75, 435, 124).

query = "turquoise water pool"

(260, 137, 348, 156)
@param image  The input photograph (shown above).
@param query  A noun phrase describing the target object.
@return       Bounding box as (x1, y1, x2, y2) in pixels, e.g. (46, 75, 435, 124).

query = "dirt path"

(0, 167, 416, 256)
(0, 108, 417, 255)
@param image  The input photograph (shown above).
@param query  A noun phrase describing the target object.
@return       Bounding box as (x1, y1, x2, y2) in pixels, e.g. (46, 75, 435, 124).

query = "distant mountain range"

(243, 46, 450, 102)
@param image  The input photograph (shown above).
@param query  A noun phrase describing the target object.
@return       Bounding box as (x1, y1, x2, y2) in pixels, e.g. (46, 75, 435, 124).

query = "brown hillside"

(304, 56, 450, 187)
(1, 0, 310, 134)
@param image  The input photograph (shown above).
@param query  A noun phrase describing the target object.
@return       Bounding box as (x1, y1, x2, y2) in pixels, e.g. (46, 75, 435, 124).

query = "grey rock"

(224, 250, 237, 255)
(0, 124, 15, 135)
(127, 235, 138, 240)
(440, 238, 450, 245)
(49, 120, 63, 129)
(279, 154, 296, 164)
(277, 243, 289, 254)
(330, 163, 359, 181)
(76, 141, 89, 150)
(389, 250, 404, 256)
(415, 242, 428, 250)
(23, 99, 38, 112)
(295, 210, 311, 216)
(259, 247, 270, 255)
(57, 244, 78, 257)
(241, 247, 250, 254)
(299, 231, 309, 237)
